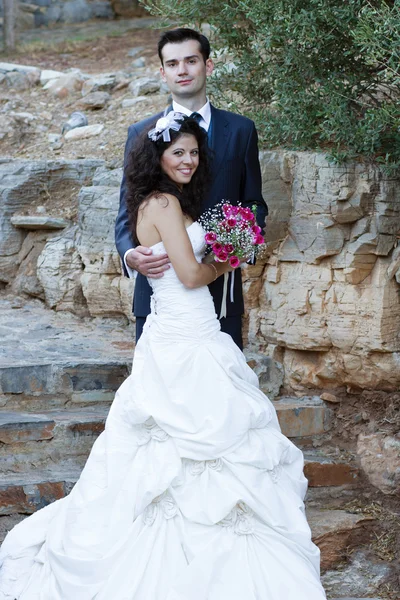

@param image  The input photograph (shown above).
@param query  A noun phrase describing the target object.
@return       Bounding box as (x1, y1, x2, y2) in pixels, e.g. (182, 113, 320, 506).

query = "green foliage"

(142, 0, 400, 170)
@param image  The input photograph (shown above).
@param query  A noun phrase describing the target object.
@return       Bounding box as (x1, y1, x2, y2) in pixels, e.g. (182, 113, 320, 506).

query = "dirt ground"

(0, 18, 169, 164)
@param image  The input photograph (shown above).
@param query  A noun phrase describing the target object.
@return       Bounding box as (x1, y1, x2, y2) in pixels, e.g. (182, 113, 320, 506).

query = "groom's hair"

(158, 28, 211, 64)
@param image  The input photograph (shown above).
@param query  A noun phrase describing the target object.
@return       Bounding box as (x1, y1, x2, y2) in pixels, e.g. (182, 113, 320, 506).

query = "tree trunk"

(3, 0, 16, 51)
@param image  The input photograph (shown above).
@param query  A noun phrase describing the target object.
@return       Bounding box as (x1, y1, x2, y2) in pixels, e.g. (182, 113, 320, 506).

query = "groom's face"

(160, 40, 214, 101)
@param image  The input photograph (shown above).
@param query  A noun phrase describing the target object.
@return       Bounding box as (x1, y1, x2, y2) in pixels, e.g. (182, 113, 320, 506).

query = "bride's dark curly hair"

(125, 116, 210, 244)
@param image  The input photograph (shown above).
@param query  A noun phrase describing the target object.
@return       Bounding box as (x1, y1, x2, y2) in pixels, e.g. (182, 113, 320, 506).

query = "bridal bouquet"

(199, 202, 264, 267)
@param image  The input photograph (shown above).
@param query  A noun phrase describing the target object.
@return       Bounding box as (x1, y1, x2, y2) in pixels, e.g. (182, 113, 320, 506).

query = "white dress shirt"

(123, 99, 211, 278)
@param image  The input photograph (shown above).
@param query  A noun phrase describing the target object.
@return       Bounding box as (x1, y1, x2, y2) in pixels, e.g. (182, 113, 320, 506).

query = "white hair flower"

(148, 111, 185, 142)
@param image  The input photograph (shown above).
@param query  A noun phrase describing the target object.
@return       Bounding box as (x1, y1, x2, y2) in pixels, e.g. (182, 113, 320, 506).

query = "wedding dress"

(0, 222, 326, 600)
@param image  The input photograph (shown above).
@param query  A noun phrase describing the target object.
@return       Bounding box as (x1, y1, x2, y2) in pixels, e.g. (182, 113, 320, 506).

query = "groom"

(115, 28, 268, 349)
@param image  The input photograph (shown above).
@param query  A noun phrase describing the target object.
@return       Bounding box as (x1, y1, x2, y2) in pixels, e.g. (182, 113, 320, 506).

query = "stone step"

(273, 396, 333, 438)
(0, 408, 108, 473)
(0, 470, 79, 516)
(306, 508, 374, 571)
(0, 298, 134, 410)
(303, 449, 360, 488)
(0, 399, 335, 474)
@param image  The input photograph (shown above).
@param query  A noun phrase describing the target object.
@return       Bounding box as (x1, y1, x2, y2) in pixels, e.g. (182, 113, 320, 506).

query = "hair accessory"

(148, 111, 185, 142)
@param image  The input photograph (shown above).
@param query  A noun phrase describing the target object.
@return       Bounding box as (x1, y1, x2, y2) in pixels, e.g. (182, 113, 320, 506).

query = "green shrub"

(142, 0, 400, 170)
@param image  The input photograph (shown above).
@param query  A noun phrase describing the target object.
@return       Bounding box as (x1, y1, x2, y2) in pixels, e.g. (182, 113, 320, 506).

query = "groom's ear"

(206, 59, 214, 77)
(160, 66, 167, 82)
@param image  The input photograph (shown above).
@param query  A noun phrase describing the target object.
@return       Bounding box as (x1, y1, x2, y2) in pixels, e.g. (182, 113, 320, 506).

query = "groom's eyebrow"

(165, 54, 200, 64)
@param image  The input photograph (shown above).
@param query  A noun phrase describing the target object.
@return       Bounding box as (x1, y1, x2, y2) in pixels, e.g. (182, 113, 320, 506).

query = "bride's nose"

(182, 153, 195, 164)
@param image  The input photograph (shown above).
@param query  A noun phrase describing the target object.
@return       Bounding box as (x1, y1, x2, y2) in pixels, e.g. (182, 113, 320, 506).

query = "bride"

(0, 113, 326, 600)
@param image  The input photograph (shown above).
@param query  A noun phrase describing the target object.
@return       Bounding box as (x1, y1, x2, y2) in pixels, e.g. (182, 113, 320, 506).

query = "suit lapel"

(209, 105, 231, 179)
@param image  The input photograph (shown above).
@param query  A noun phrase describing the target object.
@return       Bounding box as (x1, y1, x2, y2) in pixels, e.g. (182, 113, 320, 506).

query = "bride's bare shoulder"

(141, 192, 182, 220)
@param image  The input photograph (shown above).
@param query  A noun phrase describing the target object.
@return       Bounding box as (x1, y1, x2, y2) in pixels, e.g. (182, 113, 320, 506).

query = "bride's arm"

(148, 194, 231, 289)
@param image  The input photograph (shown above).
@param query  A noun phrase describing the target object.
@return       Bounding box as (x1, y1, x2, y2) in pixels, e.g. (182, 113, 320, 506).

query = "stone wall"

(2, 153, 400, 395)
(244, 151, 400, 394)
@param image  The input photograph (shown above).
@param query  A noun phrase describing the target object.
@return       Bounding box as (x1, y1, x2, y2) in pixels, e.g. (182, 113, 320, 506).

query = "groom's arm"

(241, 123, 268, 232)
(115, 125, 138, 277)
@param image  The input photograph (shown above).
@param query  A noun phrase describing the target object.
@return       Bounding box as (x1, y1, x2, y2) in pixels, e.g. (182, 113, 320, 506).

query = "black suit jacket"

(115, 104, 268, 318)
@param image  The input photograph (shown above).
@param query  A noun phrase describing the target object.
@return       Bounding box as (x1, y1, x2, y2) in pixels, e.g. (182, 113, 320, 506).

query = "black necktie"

(190, 112, 204, 128)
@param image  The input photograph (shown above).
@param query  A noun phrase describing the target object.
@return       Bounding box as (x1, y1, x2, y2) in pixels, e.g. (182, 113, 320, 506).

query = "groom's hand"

(126, 247, 170, 278)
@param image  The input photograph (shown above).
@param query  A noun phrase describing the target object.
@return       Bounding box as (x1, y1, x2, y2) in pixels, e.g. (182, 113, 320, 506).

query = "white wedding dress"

(0, 222, 326, 600)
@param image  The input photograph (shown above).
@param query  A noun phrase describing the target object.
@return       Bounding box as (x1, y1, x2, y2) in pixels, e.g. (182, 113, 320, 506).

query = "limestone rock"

(12, 231, 55, 298)
(128, 77, 160, 97)
(64, 124, 104, 140)
(127, 47, 145, 58)
(37, 226, 87, 315)
(76, 185, 132, 317)
(11, 215, 70, 230)
(76, 91, 110, 110)
(121, 96, 151, 108)
(131, 57, 146, 68)
(245, 352, 283, 399)
(44, 71, 84, 97)
(81, 73, 116, 95)
(40, 69, 64, 85)
(307, 508, 373, 570)
(357, 433, 400, 495)
(92, 166, 122, 187)
(0, 159, 102, 284)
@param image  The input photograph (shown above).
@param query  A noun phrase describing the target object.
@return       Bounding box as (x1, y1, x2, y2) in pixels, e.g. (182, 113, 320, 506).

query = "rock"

(0, 159, 102, 284)
(0, 115, 14, 140)
(92, 166, 122, 187)
(37, 226, 86, 314)
(9, 111, 36, 124)
(12, 231, 52, 298)
(357, 433, 400, 495)
(81, 73, 116, 95)
(307, 508, 373, 570)
(131, 57, 146, 68)
(127, 46, 145, 58)
(40, 69, 64, 85)
(128, 77, 160, 96)
(322, 549, 391, 598)
(76, 91, 110, 110)
(273, 396, 333, 437)
(76, 185, 133, 317)
(121, 96, 151, 108)
(245, 352, 283, 399)
(44, 71, 84, 97)
(4, 71, 37, 90)
(64, 124, 104, 140)
(0, 62, 40, 77)
(320, 392, 340, 403)
(111, 0, 147, 17)
(11, 215, 70, 230)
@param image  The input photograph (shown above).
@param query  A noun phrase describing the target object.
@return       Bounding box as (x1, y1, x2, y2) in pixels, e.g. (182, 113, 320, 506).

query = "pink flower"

(216, 250, 228, 262)
(229, 255, 240, 268)
(222, 203, 234, 217)
(241, 208, 254, 221)
(225, 243, 235, 254)
(212, 242, 223, 254)
(227, 217, 237, 228)
(251, 225, 262, 235)
(231, 206, 240, 216)
(205, 232, 217, 244)
(255, 234, 264, 245)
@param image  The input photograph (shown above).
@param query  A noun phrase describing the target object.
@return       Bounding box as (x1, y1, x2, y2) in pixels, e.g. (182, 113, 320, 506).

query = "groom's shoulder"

(127, 110, 164, 139)
(212, 106, 255, 131)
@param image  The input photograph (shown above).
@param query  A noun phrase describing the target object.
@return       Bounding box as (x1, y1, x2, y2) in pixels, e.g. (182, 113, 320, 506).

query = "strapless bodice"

(146, 222, 220, 340)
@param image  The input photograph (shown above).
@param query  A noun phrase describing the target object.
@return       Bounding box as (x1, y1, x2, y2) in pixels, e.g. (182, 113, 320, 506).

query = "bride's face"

(160, 134, 199, 187)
